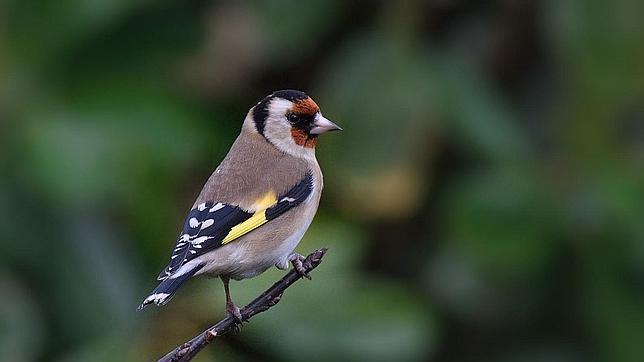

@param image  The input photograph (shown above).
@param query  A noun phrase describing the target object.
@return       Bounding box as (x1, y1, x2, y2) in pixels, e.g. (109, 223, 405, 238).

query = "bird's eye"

(287, 113, 300, 124)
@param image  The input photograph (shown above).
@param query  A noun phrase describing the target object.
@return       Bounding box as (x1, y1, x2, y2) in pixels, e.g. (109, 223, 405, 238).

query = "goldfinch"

(138, 90, 341, 320)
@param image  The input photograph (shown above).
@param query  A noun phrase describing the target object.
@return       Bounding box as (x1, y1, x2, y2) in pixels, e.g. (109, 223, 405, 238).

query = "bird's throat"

(291, 128, 317, 148)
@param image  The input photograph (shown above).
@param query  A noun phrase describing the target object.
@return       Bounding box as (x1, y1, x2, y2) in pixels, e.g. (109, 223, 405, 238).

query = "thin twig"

(158, 248, 328, 362)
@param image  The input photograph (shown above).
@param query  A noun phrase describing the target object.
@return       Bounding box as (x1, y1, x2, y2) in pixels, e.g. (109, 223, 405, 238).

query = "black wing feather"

(266, 171, 314, 220)
(157, 171, 315, 280)
(157, 202, 252, 280)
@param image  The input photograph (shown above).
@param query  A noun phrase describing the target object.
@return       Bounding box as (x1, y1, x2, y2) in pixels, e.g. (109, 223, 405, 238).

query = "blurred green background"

(1, 0, 643, 361)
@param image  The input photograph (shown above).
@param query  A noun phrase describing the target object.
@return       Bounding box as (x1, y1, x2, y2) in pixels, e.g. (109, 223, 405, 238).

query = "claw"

(288, 253, 311, 279)
(227, 302, 243, 325)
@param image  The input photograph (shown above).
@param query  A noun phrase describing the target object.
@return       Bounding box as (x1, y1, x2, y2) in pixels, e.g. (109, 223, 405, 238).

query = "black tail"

(138, 265, 202, 310)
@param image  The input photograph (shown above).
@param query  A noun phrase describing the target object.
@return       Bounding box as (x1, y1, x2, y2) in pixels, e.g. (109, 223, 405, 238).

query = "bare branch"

(158, 248, 328, 362)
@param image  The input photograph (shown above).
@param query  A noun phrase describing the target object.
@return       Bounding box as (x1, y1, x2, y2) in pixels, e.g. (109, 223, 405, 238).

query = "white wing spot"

(201, 219, 214, 229)
(191, 235, 213, 245)
(281, 197, 296, 203)
(189, 218, 199, 228)
(210, 203, 224, 212)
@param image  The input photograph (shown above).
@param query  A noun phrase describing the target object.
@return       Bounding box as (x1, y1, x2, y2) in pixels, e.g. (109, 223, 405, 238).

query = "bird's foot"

(226, 301, 243, 325)
(288, 253, 311, 280)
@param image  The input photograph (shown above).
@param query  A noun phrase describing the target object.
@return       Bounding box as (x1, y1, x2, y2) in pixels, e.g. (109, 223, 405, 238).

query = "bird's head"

(245, 90, 341, 157)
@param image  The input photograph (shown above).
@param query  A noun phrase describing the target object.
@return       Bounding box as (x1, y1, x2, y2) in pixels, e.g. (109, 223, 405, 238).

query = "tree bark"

(158, 248, 328, 362)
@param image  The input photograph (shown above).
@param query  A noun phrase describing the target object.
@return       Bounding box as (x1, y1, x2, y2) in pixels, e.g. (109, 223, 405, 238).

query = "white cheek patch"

(264, 122, 316, 161)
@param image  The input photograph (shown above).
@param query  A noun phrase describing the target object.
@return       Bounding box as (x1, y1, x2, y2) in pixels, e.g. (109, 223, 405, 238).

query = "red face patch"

(291, 128, 318, 148)
(291, 97, 320, 116)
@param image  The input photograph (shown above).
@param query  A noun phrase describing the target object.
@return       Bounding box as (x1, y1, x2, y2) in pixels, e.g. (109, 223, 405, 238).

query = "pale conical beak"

(309, 113, 343, 135)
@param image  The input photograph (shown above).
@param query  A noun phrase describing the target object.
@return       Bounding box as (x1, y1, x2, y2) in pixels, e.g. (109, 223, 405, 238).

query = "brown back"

(194, 130, 311, 210)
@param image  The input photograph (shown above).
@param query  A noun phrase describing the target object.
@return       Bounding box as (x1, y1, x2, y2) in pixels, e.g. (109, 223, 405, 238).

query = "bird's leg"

(288, 252, 311, 279)
(220, 275, 242, 323)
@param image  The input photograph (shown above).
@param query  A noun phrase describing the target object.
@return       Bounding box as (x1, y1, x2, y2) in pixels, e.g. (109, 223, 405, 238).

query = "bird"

(138, 89, 341, 321)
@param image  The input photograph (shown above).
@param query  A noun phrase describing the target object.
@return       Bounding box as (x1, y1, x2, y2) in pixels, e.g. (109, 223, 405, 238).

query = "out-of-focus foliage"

(1, 1, 643, 361)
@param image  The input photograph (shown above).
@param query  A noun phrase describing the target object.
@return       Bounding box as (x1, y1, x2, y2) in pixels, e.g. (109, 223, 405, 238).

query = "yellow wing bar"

(221, 190, 276, 245)
(222, 210, 268, 244)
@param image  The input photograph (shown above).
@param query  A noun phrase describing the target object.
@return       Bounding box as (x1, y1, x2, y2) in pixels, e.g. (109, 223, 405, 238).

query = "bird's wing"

(157, 171, 314, 280)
